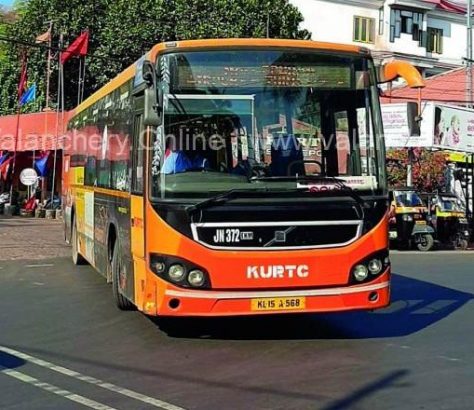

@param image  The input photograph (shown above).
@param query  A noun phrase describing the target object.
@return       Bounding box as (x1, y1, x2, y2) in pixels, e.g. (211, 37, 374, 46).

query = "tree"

(387, 148, 447, 192)
(0, 0, 309, 115)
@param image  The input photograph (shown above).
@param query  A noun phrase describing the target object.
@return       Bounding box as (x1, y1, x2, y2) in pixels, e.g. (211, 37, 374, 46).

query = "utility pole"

(266, 1, 270, 38)
(467, 0, 473, 108)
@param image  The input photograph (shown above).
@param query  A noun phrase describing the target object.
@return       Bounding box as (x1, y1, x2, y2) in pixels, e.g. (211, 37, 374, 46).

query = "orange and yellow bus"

(63, 39, 423, 316)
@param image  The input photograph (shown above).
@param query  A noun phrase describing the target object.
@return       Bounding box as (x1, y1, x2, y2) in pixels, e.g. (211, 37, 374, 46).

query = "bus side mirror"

(377, 60, 425, 89)
(143, 61, 162, 127)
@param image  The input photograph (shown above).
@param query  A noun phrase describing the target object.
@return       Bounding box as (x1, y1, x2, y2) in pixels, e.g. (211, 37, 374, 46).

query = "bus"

(63, 38, 424, 316)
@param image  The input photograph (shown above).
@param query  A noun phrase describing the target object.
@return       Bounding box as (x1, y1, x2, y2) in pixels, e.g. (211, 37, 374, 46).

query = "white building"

(290, 0, 471, 76)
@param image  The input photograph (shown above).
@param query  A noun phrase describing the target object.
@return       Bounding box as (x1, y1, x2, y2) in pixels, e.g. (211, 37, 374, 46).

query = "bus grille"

(191, 220, 363, 250)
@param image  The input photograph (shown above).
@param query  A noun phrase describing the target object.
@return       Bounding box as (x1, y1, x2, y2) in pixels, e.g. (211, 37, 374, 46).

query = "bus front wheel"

(111, 241, 134, 310)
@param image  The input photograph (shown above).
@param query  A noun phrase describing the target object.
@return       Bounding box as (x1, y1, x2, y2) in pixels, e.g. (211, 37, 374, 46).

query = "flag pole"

(9, 51, 27, 208)
(77, 56, 82, 106)
(45, 21, 53, 110)
(50, 33, 63, 210)
(8, 105, 22, 207)
(81, 55, 87, 103)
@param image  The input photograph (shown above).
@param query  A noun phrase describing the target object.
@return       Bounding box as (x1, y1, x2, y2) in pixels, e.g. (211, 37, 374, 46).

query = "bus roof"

(74, 38, 368, 117)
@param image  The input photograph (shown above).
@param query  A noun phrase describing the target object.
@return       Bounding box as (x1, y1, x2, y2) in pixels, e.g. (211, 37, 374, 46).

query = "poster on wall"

(433, 104, 474, 153)
(381, 102, 434, 148)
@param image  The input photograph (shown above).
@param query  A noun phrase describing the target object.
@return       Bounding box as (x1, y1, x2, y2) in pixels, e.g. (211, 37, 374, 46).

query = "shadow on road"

(321, 369, 409, 410)
(152, 273, 473, 340)
(0, 351, 26, 370)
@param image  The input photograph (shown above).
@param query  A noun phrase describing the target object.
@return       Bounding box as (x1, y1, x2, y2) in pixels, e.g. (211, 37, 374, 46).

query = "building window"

(379, 7, 384, 35)
(353, 16, 375, 44)
(427, 27, 443, 53)
(390, 8, 424, 45)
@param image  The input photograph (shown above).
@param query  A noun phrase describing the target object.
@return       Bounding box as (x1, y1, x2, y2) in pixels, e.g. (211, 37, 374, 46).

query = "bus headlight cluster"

(150, 255, 210, 289)
(350, 251, 390, 284)
(402, 214, 413, 222)
(168, 264, 186, 282)
(353, 265, 369, 282)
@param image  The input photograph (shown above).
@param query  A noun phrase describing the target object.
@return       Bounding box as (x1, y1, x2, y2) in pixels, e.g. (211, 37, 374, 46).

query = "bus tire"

(111, 241, 134, 310)
(72, 217, 87, 265)
(417, 234, 434, 252)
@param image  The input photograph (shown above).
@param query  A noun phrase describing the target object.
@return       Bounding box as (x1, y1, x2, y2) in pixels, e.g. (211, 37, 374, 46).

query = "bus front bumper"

(150, 272, 391, 317)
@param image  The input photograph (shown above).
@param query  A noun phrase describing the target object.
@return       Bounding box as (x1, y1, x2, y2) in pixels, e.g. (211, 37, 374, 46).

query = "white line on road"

(0, 346, 186, 410)
(1, 368, 117, 410)
(25, 264, 55, 268)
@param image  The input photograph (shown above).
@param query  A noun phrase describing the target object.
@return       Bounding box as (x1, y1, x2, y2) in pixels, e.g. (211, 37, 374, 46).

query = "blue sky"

(0, 0, 14, 7)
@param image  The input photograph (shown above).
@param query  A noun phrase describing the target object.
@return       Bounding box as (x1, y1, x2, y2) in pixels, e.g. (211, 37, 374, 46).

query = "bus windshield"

(150, 49, 385, 200)
(394, 191, 424, 207)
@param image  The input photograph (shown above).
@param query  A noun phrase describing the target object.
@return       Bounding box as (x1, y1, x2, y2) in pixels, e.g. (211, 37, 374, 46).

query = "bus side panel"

(131, 195, 146, 310)
(94, 193, 112, 279)
(116, 195, 134, 303)
(92, 192, 134, 302)
(62, 154, 71, 242)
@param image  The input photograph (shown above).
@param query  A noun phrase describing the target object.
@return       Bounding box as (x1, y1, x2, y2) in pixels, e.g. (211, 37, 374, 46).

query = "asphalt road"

(0, 251, 473, 410)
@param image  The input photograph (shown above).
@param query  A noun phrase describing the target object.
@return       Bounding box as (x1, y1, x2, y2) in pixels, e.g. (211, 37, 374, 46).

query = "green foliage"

(387, 148, 447, 192)
(0, 0, 309, 115)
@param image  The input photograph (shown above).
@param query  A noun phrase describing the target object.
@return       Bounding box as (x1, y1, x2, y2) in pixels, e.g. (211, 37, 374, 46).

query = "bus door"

(130, 96, 146, 309)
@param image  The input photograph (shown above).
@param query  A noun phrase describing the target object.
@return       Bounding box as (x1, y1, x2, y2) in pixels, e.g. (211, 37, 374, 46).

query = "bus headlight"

(349, 250, 390, 284)
(402, 214, 413, 222)
(368, 259, 383, 275)
(188, 270, 206, 287)
(149, 254, 211, 289)
(168, 264, 186, 282)
(353, 265, 368, 282)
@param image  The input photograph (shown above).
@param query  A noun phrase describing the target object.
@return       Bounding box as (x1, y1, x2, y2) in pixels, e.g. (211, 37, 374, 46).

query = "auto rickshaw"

(428, 193, 470, 250)
(389, 188, 435, 251)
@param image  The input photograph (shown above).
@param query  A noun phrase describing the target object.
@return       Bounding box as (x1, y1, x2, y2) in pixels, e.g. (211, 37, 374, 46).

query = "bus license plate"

(251, 297, 306, 311)
(415, 220, 426, 225)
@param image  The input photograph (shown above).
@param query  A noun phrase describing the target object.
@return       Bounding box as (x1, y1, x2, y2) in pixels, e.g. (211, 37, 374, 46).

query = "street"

(0, 219, 473, 410)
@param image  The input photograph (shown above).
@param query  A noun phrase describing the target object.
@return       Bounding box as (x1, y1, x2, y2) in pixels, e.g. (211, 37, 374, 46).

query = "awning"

(0, 111, 71, 152)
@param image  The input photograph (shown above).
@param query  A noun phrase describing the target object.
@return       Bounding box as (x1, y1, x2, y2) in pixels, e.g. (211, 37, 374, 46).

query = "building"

(290, 0, 470, 76)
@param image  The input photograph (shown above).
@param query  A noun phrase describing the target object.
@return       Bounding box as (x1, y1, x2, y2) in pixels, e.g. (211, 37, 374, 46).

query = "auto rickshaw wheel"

(417, 234, 434, 252)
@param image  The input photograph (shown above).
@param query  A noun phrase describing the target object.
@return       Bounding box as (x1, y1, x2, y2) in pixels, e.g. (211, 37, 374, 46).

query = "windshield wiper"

(185, 188, 269, 215)
(185, 177, 369, 219)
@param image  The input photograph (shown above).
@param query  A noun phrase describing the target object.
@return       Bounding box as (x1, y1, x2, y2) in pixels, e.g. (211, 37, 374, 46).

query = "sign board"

(433, 104, 474, 153)
(19, 168, 38, 186)
(381, 102, 434, 148)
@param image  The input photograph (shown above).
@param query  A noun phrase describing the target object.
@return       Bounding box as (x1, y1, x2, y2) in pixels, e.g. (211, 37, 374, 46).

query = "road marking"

(25, 264, 55, 268)
(0, 346, 186, 410)
(1, 368, 117, 410)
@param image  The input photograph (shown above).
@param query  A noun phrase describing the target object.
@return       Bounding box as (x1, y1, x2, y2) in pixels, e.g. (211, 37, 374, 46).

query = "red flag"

(61, 31, 89, 65)
(17, 54, 28, 100)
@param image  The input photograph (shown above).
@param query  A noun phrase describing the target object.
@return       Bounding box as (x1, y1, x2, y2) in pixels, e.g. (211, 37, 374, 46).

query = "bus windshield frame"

(149, 48, 386, 202)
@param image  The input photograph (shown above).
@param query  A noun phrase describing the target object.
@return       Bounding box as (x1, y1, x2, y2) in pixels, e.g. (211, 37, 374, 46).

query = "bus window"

(131, 114, 145, 194)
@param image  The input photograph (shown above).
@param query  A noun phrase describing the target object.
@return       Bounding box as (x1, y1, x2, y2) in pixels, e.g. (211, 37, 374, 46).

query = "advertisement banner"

(433, 104, 474, 153)
(381, 103, 434, 148)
